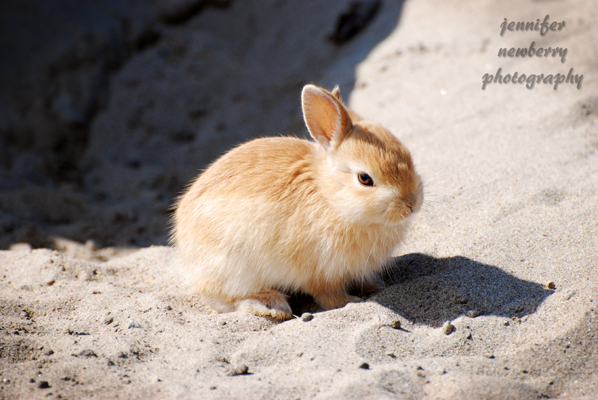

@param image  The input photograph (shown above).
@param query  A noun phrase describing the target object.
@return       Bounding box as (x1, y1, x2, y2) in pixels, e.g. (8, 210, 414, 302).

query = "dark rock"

(37, 380, 50, 389)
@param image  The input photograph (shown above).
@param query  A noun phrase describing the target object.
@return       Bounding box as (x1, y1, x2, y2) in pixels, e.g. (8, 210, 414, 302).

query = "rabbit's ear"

(331, 85, 341, 100)
(302, 84, 353, 150)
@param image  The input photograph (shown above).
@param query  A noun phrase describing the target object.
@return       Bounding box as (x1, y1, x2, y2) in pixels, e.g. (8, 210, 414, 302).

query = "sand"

(1, 0, 597, 399)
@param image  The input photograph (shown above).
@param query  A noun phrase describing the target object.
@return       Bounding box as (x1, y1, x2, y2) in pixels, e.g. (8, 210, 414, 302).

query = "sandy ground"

(1, 0, 597, 399)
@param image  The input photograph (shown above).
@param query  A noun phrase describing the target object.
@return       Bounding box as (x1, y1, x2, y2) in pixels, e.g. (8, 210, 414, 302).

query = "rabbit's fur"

(172, 85, 423, 320)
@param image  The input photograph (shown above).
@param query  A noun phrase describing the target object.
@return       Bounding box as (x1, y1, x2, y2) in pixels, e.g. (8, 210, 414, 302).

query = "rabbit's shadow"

(289, 253, 553, 327)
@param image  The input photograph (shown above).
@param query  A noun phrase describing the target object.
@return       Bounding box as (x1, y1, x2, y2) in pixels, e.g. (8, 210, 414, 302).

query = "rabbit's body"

(173, 85, 422, 320)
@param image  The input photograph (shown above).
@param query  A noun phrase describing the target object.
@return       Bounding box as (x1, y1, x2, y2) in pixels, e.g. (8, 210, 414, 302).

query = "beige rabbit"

(172, 84, 423, 320)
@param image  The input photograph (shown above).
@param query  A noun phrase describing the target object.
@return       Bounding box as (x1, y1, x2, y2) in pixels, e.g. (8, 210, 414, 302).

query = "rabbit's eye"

(358, 173, 374, 186)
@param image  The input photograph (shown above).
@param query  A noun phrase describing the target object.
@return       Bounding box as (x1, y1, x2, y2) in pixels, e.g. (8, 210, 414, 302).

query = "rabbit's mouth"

(384, 204, 413, 224)
(384, 193, 422, 224)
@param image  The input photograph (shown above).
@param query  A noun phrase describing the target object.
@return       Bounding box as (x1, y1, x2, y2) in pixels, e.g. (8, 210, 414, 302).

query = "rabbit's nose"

(403, 191, 422, 214)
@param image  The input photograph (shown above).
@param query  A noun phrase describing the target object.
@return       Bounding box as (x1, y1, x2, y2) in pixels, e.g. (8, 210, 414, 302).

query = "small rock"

(390, 319, 401, 329)
(358, 362, 370, 370)
(38, 380, 50, 389)
(227, 364, 249, 376)
(486, 354, 495, 359)
(78, 349, 98, 358)
(301, 313, 314, 322)
(127, 320, 142, 329)
(547, 281, 556, 290)
(104, 316, 114, 325)
(442, 321, 455, 335)
(466, 310, 480, 318)
(67, 329, 90, 336)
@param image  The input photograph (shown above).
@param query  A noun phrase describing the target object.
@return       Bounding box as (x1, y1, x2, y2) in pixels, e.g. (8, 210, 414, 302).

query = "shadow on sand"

(372, 253, 554, 327)
(290, 253, 553, 327)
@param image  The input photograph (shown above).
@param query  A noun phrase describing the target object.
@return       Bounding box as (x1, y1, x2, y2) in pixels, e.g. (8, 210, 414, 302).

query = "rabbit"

(172, 84, 423, 321)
